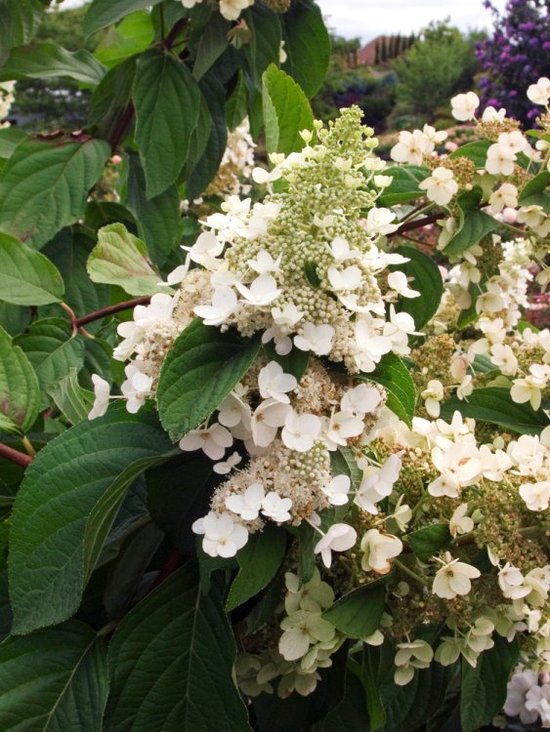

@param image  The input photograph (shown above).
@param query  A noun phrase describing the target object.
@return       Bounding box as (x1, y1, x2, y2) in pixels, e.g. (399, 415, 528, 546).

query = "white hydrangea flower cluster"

(0, 81, 15, 128)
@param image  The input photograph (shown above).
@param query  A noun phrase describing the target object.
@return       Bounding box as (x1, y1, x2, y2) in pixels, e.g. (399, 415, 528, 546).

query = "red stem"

(74, 296, 151, 328)
(388, 213, 440, 239)
(0, 443, 32, 468)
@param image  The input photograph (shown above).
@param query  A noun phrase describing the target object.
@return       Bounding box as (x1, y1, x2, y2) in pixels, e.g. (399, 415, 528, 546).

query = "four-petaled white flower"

(192, 511, 249, 558)
(121, 364, 153, 413)
(182, 230, 224, 270)
(449, 503, 474, 537)
(485, 143, 516, 176)
(294, 323, 335, 356)
(236, 274, 281, 306)
(251, 399, 290, 447)
(432, 554, 480, 599)
(88, 374, 110, 420)
(387, 271, 420, 299)
(194, 286, 238, 326)
(355, 453, 403, 513)
(341, 384, 382, 415)
(527, 76, 550, 106)
(450, 91, 479, 121)
(281, 411, 322, 452)
(258, 361, 297, 404)
(394, 640, 434, 686)
(321, 475, 351, 506)
(361, 529, 403, 574)
(213, 450, 242, 475)
(519, 481, 550, 512)
(365, 207, 399, 236)
(327, 265, 362, 291)
(419, 167, 458, 206)
(390, 129, 430, 166)
(314, 523, 357, 568)
(247, 249, 282, 274)
(261, 491, 292, 522)
(179, 422, 233, 460)
(226, 482, 265, 521)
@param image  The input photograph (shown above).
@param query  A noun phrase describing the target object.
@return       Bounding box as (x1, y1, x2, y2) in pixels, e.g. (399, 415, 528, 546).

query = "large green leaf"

(226, 525, 287, 612)
(0, 621, 108, 730)
(157, 318, 261, 442)
(0, 127, 26, 160)
(87, 223, 169, 296)
(281, 0, 330, 98)
(0, 0, 43, 64)
(47, 368, 94, 425)
(322, 584, 385, 638)
(94, 11, 154, 69)
(192, 13, 230, 81)
(262, 64, 313, 156)
(105, 564, 251, 731)
(133, 49, 201, 198)
(87, 55, 136, 135)
(441, 387, 550, 435)
(127, 156, 183, 265)
(406, 523, 451, 562)
(356, 354, 416, 427)
(460, 637, 519, 732)
(443, 194, 499, 257)
(84, 0, 163, 36)
(243, 6, 282, 88)
(378, 165, 428, 207)
(0, 138, 111, 250)
(0, 231, 64, 306)
(8, 405, 173, 634)
(449, 140, 491, 168)
(0, 325, 40, 434)
(394, 245, 443, 330)
(0, 43, 106, 84)
(42, 229, 110, 332)
(15, 318, 85, 401)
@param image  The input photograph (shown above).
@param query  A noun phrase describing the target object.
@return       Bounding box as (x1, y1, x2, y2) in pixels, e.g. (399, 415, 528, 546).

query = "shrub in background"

(476, 0, 550, 125)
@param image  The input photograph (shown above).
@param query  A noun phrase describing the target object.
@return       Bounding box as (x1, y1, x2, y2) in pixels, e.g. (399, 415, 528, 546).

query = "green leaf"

(226, 525, 287, 612)
(226, 69, 248, 130)
(281, 0, 330, 98)
(449, 140, 491, 168)
(157, 318, 261, 442)
(186, 74, 228, 201)
(133, 49, 201, 198)
(84, 0, 163, 36)
(443, 202, 499, 258)
(519, 170, 550, 201)
(15, 318, 85, 402)
(127, 155, 183, 265)
(330, 447, 362, 489)
(94, 11, 154, 69)
(243, 6, 282, 88)
(441, 387, 550, 435)
(0, 0, 43, 65)
(406, 524, 451, 562)
(460, 636, 519, 732)
(262, 64, 314, 155)
(87, 223, 169, 296)
(105, 564, 251, 731)
(0, 128, 26, 160)
(0, 43, 106, 84)
(88, 55, 136, 134)
(322, 584, 385, 638)
(0, 621, 108, 730)
(83, 450, 173, 583)
(0, 325, 40, 434)
(378, 165, 428, 207)
(47, 368, 94, 425)
(42, 229, 110, 333)
(395, 245, 443, 329)
(0, 231, 64, 306)
(0, 138, 111, 250)
(9, 405, 173, 634)
(193, 13, 230, 81)
(357, 354, 416, 427)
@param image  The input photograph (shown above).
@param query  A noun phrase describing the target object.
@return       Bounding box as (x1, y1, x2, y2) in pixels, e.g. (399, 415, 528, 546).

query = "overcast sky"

(64, 0, 506, 44)
(314, 0, 506, 43)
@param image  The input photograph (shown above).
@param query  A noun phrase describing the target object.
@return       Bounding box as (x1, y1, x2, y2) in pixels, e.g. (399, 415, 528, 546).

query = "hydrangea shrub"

(0, 1, 548, 730)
